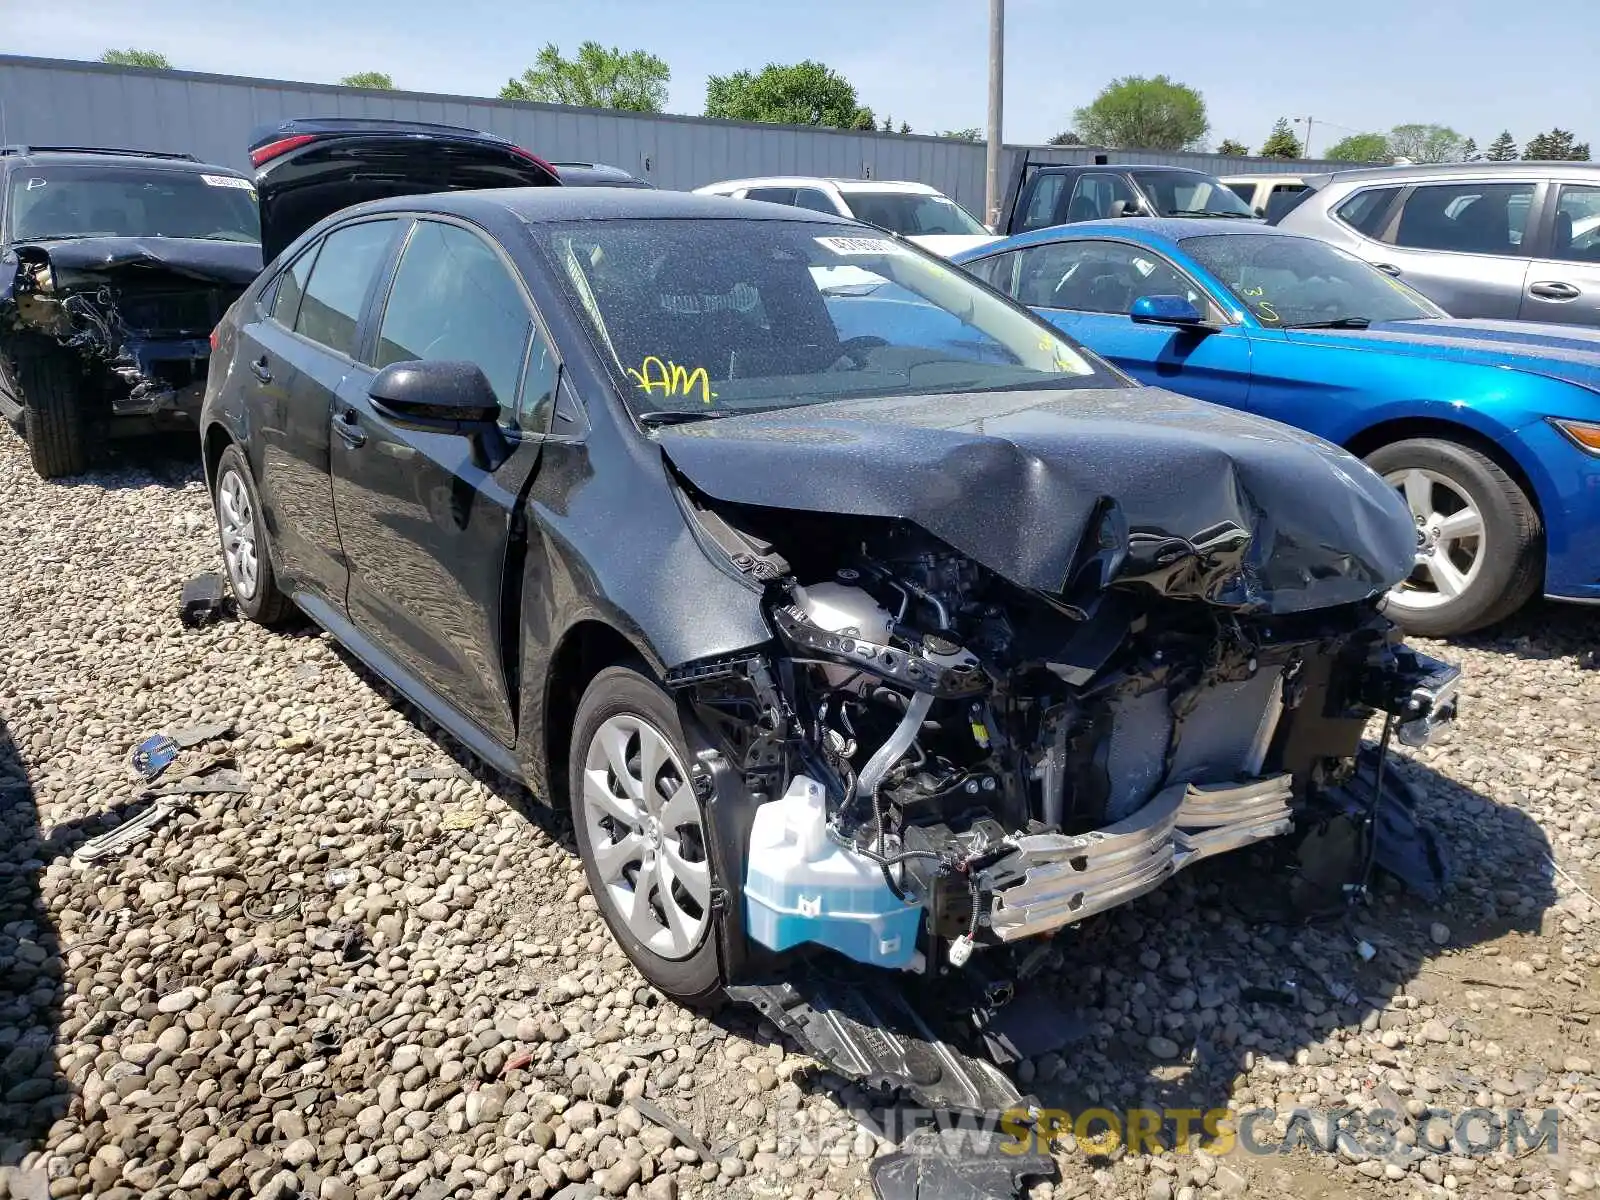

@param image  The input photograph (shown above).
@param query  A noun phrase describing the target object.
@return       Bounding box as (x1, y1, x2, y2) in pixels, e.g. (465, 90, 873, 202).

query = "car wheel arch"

(202, 421, 234, 490)
(536, 618, 662, 810)
(1344, 416, 1547, 528)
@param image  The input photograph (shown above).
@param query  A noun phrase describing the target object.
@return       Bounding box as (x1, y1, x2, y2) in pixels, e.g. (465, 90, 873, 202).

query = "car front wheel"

(1366, 437, 1542, 637)
(213, 444, 294, 626)
(570, 664, 722, 1005)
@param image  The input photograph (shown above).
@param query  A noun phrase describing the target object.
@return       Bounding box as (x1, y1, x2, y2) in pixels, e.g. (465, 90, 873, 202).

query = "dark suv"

(0, 146, 264, 478)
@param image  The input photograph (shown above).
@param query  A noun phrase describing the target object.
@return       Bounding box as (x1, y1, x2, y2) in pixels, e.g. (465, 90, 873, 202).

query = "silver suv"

(1271, 161, 1600, 327)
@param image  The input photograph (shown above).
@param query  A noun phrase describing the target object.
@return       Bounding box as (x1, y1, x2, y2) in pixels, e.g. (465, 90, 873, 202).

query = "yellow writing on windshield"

(627, 356, 717, 405)
(1240, 286, 1279, 324)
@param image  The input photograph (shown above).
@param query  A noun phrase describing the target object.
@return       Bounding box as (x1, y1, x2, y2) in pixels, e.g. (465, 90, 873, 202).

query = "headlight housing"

(1548, 417, 1600, 455)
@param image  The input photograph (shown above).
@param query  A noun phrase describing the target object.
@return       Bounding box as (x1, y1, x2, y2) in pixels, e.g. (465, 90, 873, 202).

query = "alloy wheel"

(218, 468, 260, 600)
(1383, 467, 1486, 612)
(578, 713, 711, 961)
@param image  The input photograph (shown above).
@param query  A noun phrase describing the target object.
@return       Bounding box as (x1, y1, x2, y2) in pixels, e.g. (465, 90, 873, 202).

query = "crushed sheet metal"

(657, 385, 1415, 611)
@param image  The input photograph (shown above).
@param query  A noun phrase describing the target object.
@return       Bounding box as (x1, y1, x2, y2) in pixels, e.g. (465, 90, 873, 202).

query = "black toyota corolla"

(203, 154, 1460, 1096)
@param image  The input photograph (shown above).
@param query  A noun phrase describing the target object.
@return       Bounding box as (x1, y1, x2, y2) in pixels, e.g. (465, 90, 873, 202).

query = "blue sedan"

(953, 219, 1600, 637)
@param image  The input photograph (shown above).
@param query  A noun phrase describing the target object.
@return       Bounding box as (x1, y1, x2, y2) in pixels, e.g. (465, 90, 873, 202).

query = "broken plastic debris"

(440, 807, 484, 830)
(179, 572, 231, 628)
(1355, 938, 1377, 961)
(630, 1097, 715, 1163)
(325, 868, 356, 888)
(129, 722, 236, 779)
(72, 797, 192, 865)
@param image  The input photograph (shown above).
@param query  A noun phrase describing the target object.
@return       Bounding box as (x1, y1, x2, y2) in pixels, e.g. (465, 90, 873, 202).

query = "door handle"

(250, 355, 272, 383)
(1530, 281, 1580, 301)
(1373, 263, 1401, 276)
(333, 409, 367, 448)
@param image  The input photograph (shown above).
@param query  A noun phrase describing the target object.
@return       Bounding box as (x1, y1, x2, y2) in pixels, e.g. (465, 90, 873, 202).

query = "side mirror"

(1130, 295, 1209, 328)
(369, 360, 509, 469)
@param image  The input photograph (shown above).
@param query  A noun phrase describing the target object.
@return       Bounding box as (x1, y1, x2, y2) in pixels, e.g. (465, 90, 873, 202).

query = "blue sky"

(3, 0, 1593, 154)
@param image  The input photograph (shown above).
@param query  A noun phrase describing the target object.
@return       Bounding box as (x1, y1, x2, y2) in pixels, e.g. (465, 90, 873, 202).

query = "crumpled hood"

(657, 386, 1416, 613)
(10, 236, 262, 286)
(1286, 317, 1600, 393)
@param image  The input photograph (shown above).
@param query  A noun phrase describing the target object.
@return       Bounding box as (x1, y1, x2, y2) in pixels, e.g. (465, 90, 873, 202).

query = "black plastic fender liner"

(869, 1126, 1060, 1200)
(726, 976, 1027, 1117)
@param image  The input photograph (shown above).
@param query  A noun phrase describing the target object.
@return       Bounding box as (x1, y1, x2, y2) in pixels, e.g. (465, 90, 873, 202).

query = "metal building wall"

(0, 54, 1351, 207)
(0, 55, 992, 205)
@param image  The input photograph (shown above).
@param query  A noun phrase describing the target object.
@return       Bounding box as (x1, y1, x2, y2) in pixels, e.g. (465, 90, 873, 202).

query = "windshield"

(541, 218, 1120, 419)
(6, 165, 260, 243)
(1130, 170, 1257, 218)
(841, 192, 989, 237)
(1181, 233, 1445, 327)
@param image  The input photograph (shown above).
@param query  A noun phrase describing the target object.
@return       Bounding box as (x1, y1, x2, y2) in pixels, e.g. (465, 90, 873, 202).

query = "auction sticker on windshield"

(816, 235, 906, 256)
(202, 174, 256, 192)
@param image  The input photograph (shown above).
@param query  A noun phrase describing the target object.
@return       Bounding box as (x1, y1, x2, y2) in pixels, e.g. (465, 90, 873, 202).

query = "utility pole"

(1296, 115, 1315, 158)
(985, 0, 1004, 229)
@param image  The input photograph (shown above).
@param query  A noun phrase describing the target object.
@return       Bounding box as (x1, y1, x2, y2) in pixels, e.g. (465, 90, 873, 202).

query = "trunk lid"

(249, 118, 562, 262)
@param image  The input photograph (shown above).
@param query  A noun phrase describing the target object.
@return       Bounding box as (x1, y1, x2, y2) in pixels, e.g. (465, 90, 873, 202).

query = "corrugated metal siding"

(0, 54, 1346, 204)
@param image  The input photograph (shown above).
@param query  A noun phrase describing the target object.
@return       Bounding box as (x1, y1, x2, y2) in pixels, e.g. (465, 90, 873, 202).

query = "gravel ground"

(1, 428, 1599, 1200)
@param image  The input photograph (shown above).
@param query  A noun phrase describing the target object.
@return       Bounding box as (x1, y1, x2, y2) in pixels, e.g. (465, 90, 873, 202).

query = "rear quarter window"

(1334, 187, 1401, 238)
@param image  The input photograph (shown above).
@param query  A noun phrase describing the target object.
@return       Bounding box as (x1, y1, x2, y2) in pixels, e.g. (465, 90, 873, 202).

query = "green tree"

(1325, 132, 1390, 162)
(500, 41, 670, 112)
(1387, 123, 1464, 163)
(1047, 130, 1083, 146)
(340, 71, 394, 90)
(940, 127, 982, 141)
(1524, 128, 1590, 160)
(100, 49, 171, 69)
(1485, 131, 1518, 160)
(1259, 118, 1302, 159)
(1216, 138, 1249, 156)
(705, 60, 874, 129)
(1460, 137, 1479, 161)
(1073, 75, 1208, 151)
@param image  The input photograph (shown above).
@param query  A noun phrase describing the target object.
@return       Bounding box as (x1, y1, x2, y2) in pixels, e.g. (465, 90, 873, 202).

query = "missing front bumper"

(979, 774, 1295, 942)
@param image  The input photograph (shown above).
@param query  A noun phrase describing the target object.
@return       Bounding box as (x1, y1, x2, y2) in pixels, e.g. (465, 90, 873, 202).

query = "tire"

(13, 351, 88, 479)
(213, 444, 294, 626)
(569, 664, 723, 1005)
(1365, 437, 1542, 638)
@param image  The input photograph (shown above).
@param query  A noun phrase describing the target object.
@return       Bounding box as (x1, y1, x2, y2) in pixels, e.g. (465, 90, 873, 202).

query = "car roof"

(968, 217, 1292, 255)
(0, 146, 238, 174)
(340, 186, 863, 225)
(700, 176, 940, 195)
(1032, 163, 1214, 175)
(1300, 160, 1600, 187)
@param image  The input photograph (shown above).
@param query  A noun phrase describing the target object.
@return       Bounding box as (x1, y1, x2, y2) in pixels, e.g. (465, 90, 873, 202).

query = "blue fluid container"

(743, 776, 923, 969)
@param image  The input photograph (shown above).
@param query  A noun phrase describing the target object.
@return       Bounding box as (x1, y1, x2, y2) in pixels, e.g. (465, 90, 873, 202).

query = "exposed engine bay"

(1, 239, 258, 422)
(671, 497, 1460, 979)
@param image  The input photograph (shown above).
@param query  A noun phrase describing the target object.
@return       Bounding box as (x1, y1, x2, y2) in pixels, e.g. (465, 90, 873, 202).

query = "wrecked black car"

(202, 185, 1458, 1105)
(0, 145, 263, 478)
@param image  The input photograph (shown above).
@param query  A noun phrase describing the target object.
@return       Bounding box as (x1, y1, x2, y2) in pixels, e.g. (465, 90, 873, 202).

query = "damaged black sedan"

(0, 146, 262, 478)
(204, 189, 1459, 1047)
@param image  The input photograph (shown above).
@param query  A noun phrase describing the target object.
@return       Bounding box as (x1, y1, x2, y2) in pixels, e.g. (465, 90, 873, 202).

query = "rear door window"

(1392, 181, 1537, 256)
(1334, 187, 1401, 238)
(375, 220, 533, 427)
(270, 245, 319, 327)
(745, 187, 798, 206)
(1019, 172, 1067, 231)
(792, 188, 840, 214)
(294, 219, 398, 357)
